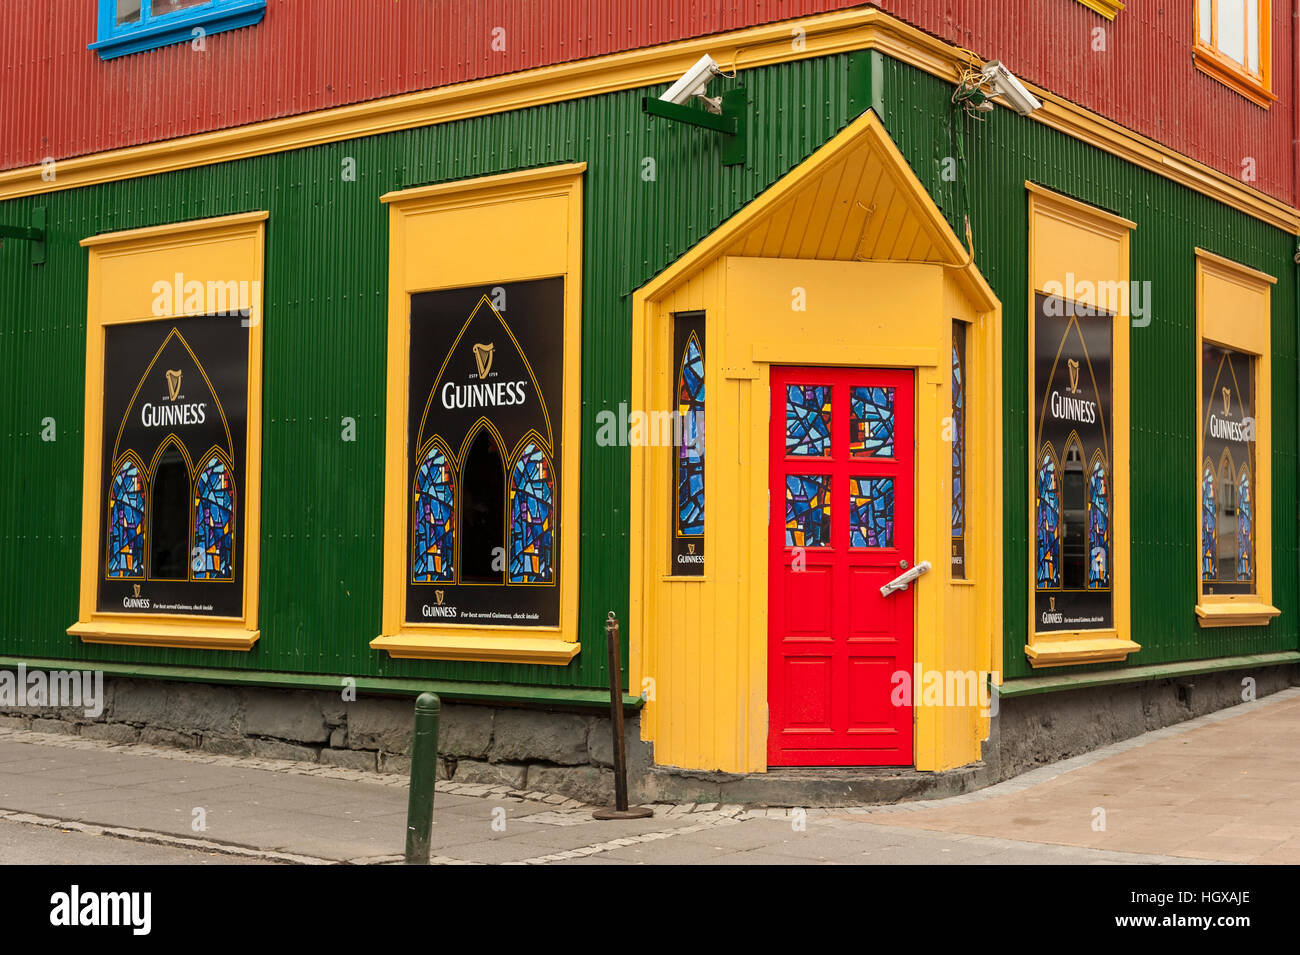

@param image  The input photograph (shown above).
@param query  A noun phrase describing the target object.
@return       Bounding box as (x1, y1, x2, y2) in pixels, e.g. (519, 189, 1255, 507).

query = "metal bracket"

(880, 560, 932, 597)
(642, 87, 748, 166)
(0, 206, 46, 265)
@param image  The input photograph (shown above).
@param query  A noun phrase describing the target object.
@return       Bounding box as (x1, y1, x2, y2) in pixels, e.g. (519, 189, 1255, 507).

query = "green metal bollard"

(404, 692, 441, 865)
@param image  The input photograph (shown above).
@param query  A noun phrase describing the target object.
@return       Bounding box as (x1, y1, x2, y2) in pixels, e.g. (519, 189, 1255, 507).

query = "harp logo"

(1067, 359, 1080, 395)
(687, 543, 696, 555)
(1049, 596, 1056, 612)
(473, 343, 495, 380)
(166, 369, 183, 402)
(123, 582, 150, 609)
(421, 588, 458, 618)
(1222, 387, 1232, 416)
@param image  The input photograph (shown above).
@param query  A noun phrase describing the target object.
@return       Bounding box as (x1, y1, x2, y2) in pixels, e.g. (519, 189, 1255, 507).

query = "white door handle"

(880, 560, 931, 597)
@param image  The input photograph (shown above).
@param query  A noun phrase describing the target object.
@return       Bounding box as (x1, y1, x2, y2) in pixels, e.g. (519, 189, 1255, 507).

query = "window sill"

(371, 630, 580, 665)
(1025, 632, 1141, 668)
(89, 1, 267, 60)
(1193, 48, 1275, 109)
(69, 619, 259, 651)
(1195, 602, 1280, 629)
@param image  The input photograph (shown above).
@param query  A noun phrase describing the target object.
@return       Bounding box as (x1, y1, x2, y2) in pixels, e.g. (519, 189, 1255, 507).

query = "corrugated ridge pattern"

(878, 56, 1298, 680)
(1, 2, 1293, 203)
(0, 50, 1294, 690)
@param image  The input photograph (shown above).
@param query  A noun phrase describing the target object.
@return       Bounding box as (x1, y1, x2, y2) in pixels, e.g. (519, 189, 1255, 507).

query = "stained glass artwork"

(785, 385, 832, 456)
(951, 344, 964, 539)
(1036, 451, 1061, 589)
(1201, 463, 1217, 581)
(107, 458, 146, 578)
(1087, 460, 1110, 589)
(1237, 467, 1252, 582)
(192, 455, 235, 580)
(850, 386, 895, 458)
(677, 335, 705, 536)
(412, 444, 455, 582)
(509, 442, 554, 582)
(785, 474, 831, 547)
(850, 477, 895, 548)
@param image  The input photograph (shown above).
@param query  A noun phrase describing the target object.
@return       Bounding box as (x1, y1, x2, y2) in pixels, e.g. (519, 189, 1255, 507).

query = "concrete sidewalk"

(0, 687, 1295, 864)
(834, 686, 1300, 864)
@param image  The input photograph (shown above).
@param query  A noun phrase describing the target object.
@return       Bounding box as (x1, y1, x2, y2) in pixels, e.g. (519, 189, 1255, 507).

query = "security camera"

(981, 61, 1042, 115)
(660, 53, 724, 113)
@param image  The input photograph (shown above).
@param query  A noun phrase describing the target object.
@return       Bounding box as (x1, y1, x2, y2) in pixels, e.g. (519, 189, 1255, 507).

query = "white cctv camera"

(981, 61, 1042, 115)
(660, 53, 724, 112)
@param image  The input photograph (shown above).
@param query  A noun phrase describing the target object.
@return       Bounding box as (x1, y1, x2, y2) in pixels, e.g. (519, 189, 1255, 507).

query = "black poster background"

(670, 311, 705, 576)
(1034, 292, 1114, 632)
(1202, 343, 1255, 595)
(406, 279, 564, 627)
(98, 314, 248, 617)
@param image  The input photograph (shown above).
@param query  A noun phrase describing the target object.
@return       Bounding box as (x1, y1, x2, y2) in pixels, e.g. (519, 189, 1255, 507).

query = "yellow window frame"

(370, 164, 585, 665)
(1194, 248, 1279, 628)
(69, 211, 267, 651)
(1194, 0, 1275, 108)
(1025, 184, 1140, 668)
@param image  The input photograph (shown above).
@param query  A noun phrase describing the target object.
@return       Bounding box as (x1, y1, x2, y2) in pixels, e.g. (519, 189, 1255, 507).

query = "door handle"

(880, 560, 931, 597)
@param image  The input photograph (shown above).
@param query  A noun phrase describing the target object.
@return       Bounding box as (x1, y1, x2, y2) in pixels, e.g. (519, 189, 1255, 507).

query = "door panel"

(768, 365, 915, 767)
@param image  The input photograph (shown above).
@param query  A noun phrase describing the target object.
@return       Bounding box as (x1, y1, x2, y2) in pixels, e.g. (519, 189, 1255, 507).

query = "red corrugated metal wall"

(2, 1, 1294, 203)
(884, 0, 1296, 206)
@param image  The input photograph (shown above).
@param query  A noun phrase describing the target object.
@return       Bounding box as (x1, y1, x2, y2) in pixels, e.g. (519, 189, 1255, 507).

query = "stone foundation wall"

(2, 662, 1295, 806)
(989, 663, 1300, 781)
(0, 675, 650, 805)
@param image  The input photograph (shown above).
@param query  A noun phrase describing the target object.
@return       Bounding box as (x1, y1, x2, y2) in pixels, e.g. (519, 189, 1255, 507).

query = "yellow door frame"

(629, 111, 1002, 774)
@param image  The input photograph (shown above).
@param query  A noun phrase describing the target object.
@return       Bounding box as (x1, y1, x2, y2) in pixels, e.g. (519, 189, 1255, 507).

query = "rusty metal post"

(593, 611, 653, 820)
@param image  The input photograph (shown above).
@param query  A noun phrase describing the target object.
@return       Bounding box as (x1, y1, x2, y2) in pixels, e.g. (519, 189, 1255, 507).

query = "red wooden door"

(768, 366, 915, 767)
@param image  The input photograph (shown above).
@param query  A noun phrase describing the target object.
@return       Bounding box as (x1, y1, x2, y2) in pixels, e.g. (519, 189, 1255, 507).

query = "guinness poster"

(1033, 292, 1114, 632)
(406, 279, 564, 627)
(670, 311, 705, 576)
(99, 314, 249, 617)
(1201, 343, 1256, 595)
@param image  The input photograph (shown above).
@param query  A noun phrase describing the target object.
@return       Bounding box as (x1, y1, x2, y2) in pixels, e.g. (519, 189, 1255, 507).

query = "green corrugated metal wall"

(0, 51, 1295, 691)
(875, 58, 1298, 680)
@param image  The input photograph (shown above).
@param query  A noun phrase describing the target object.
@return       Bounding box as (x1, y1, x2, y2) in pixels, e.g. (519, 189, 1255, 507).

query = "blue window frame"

(91, 0, 266, 60)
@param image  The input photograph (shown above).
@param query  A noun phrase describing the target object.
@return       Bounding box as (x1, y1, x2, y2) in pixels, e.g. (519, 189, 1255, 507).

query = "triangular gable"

(640, 109, 996, 311)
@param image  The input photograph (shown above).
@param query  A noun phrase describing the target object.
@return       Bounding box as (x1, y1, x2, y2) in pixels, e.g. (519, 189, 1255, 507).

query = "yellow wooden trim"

(80, 211, 269, 248)
(69, 212, 266, 651)
(1195, 603, 1281, 628)
(630, 110, 1003, 774)
(369, 632, 581, 664)
(1024, 636, 1142, 667)
(371, 164, 584, 663)
(68, 620, 259, 651)
(1, 8, 1295, 233)
(1195, 248, 1276, 626)
(1197, 246, 1279, 289)
(1074, 0, 1125, 20)
(1026, 185, 1138, 668)
(1025, 182, 1137, 235)
(378, 163, 586, 207)
(1194, 0, 1274, 109)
